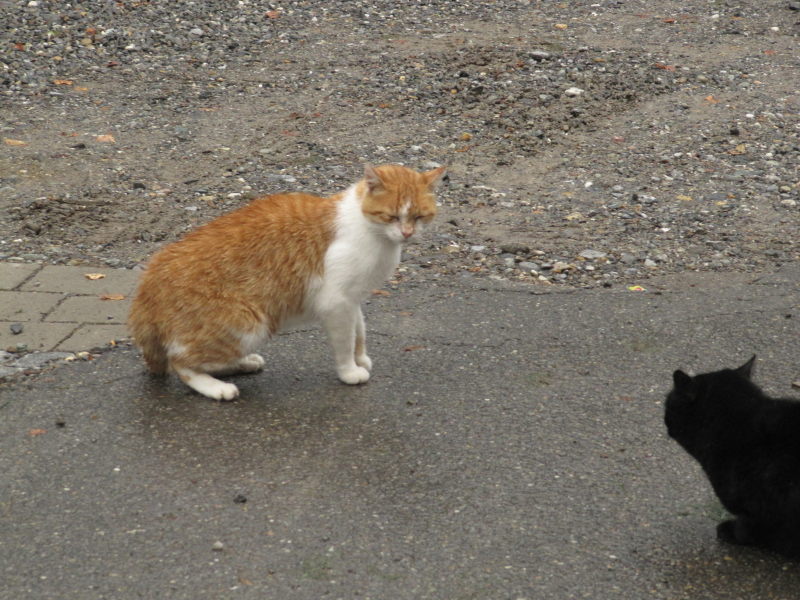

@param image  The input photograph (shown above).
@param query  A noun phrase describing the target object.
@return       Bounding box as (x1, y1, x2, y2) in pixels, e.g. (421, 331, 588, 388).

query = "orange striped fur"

(128, 164, 445, 400)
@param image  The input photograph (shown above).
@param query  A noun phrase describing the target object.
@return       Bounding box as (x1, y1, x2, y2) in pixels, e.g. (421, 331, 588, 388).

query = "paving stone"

(46, 296, 131, 324)
(0, 321, 77, 353)
(56, 324, 130, 352)
(0, 263, 42, 290)
(0, 291, 62, 322)
(19, 266, 140, 295)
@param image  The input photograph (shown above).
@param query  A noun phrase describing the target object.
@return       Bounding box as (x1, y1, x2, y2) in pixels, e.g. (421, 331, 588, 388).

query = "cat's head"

(664, 355, 757, 446)
(360, 164, 446, 243)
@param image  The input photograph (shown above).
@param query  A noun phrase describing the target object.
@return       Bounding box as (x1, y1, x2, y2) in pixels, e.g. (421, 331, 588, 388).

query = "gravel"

(1, 0, 798, 288)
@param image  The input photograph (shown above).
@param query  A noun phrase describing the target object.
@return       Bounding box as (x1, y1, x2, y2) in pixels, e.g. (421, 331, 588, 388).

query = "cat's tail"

(129, 318, 168, 375)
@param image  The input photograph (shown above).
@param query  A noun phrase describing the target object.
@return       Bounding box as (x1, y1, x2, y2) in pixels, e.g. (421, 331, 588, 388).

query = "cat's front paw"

(201, 380, 240, 401)
(355, 353, 373, 371)
(337, 365, 371, 385)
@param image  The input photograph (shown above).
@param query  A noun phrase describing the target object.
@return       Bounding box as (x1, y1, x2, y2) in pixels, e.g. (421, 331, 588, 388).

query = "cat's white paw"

(337, 365, 371, 385)
(239, 353, 265, 373)
(355, 354, 373, 371)
(204, 380, 240, 401)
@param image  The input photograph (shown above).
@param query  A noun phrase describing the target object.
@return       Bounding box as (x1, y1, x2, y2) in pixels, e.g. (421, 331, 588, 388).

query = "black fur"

(665, 355, 800, 558)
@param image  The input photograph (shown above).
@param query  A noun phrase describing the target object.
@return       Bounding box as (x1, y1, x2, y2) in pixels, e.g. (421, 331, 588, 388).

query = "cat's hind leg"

(174, 365, 240, 401)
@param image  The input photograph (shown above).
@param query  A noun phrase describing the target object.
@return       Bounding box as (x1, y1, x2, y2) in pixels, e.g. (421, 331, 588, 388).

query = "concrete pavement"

(0, 262, 137, 376)
(1, 264, 799, 599)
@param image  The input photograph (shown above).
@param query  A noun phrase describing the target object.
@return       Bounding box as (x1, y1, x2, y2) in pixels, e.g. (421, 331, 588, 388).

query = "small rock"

(579, 249, 607, 260)
(470, 245, 486, 253)
(564, 87, 584, 97)
(644, 258, 657, 268)
(233, 494, 247, 504)
(189, 28, 204, 36)
(518, 261, 539, 273)
(552, 261, 572, 273)
(12, 351, 74, 369)
(500, 243, 530, 255)
(10, 323, 23, 335)
(529, 50, 551, 61)
(212, 541, 224, 551)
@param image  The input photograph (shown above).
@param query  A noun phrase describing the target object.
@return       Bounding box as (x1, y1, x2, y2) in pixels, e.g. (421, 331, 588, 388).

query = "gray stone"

(579, 249, 607, 260)
(12, 351, 75, 369)
(0, 365, 21, 379)
(500, 243, 530, 255)
(518, 261, 540, 273)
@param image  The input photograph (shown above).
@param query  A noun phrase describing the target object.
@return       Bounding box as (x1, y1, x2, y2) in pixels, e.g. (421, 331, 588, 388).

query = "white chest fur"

(296, 186, 401, 322)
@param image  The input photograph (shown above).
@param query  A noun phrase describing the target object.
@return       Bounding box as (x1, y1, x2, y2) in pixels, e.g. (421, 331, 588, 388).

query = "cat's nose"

(402, 230, 413, 239)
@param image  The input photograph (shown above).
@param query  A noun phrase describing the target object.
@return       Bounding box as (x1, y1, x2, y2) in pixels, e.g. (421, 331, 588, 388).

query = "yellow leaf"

(727, 143, 746, 155)
(99, 294, 125, 301)
(554, 23, 568, 29)
(53, 79, 73, 85)
(95, 134, 116, 143)
(4, 138, 28, 146)
(676, 195, 693, 202)
(371, 289, 391, 297)
(84, 273, 106, 280)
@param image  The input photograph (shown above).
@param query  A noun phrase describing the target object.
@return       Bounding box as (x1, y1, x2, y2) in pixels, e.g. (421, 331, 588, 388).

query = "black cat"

(665, 355, 800, 558)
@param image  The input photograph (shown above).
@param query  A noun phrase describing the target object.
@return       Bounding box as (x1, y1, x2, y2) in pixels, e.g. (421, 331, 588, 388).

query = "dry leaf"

(704, 95, 720, 104)
(99, 294, 125, 301)
(654, 63, 676, 71)
(727, 143, 746, 155)
(14, 42, 25, 51)
(676, 195, 693, 202)
(28, 428, 47, 437)
(96, 134, 116, 143)
(554, 23, 568, 29)
(371, 289, 391, 297)
(662, 18, 676, 23)
(403, 345, 426, 352)
(84, 273, 106, 280)
(4, 138, 28, 146)
(53, 79, 73, 85)
(265, 10, 280, 18)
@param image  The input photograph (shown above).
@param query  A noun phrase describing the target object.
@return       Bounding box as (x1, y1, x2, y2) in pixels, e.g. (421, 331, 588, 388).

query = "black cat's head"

(664, 355, 756, 448)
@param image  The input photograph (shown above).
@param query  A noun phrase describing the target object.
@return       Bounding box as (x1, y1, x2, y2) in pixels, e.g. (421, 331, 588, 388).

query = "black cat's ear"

(736, 355, 756, 379)
(364, 164, 384, 193)
(673, 369, 693, 391)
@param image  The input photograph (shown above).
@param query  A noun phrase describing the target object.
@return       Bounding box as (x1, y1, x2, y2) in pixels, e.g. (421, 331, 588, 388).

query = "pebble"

(500, 243, 530, 255)
(11, 352, 75, 369)
(564, 87, 584, 97)
(212, 541, 225, 551)
(10, 323, 24, 335)
(579, 249, 606, 260)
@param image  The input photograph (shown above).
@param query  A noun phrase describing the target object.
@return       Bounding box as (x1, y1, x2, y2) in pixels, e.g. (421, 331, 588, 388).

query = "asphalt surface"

(1, 267, 799, 600)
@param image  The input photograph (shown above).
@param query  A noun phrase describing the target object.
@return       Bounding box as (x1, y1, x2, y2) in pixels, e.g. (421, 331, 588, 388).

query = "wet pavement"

(1, 266, 799, 599)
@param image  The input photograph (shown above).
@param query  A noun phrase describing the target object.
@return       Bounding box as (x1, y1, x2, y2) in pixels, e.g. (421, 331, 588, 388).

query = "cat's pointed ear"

(673, 369, 693, 391)
(423, 165, 447, 188)
(364, 164, 384, 193)
(736, 355, 756, 379)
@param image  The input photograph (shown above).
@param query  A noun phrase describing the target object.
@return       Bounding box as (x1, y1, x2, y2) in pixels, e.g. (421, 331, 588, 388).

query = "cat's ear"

(736, 355, 756, 379)
(364, 164, 384, 193)
(673, 369, 693, 391)
(423, 165, 447, 188)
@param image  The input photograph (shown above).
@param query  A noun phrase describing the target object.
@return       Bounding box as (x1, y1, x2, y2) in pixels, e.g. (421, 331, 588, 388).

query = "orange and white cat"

(129, 164, 445, 400)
